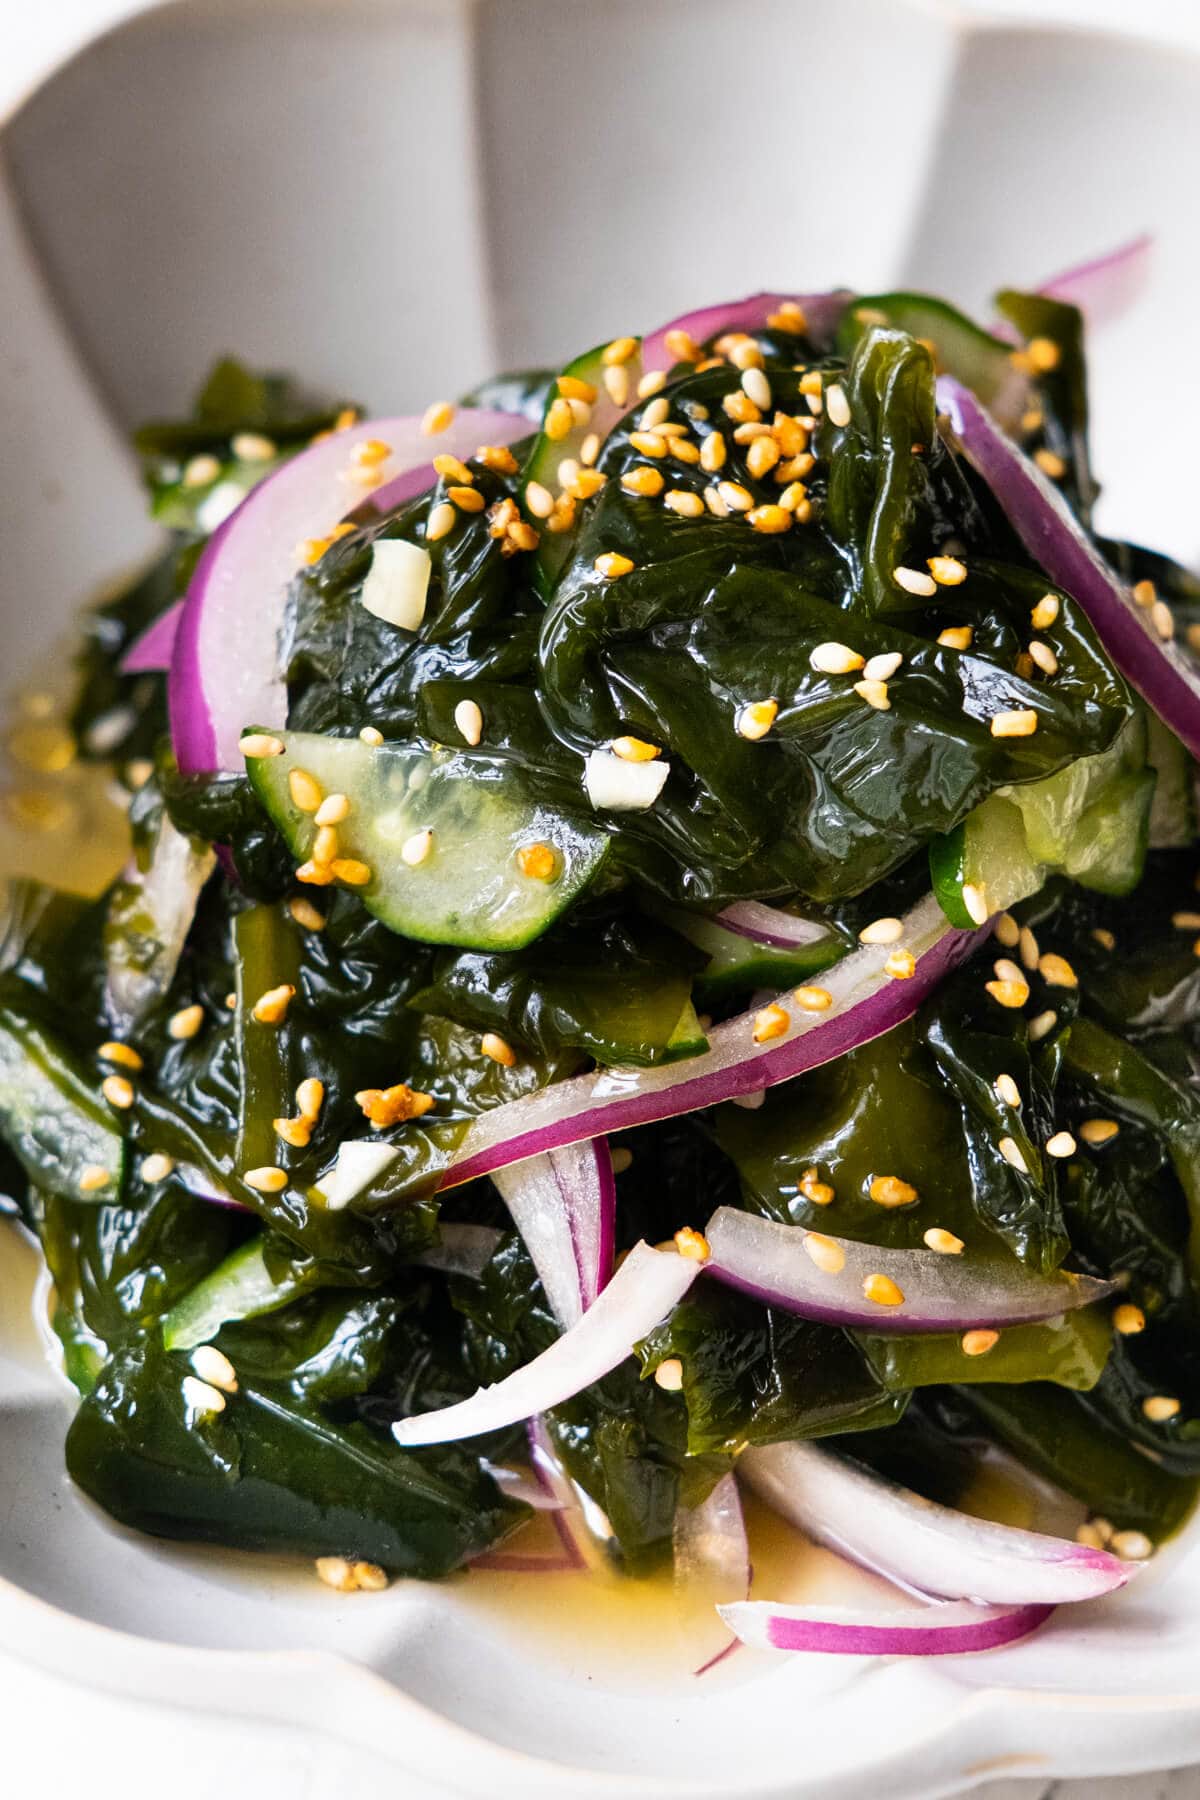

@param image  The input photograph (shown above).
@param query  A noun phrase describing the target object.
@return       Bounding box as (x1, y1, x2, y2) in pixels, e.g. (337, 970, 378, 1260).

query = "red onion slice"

(938, 375, 1200, 761)
(527, 1414, 612, 1572)
(493, 1140, 616, 1329)
(121, 600, 183, 675)
(713, 901, 833, 951)
(675, 1471, 752, 1676)
(392, 1242, 699, 1447)
(704, 1208, 1112, 1335)
(641, 291, 850, 374)
(1038, 234, 1152, 326)
(718, 1597, 1053, 1658)
(740, 1440, 1131, 1605)
(169, 408, 527, 773)
(442, 894, 983, 1190)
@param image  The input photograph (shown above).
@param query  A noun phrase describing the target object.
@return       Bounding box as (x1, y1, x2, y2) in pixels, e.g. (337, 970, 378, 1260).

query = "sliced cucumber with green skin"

(162, 1236, 318, 1352)
(654, 905, 848, 1002)
(931, 718, 1155, 925)
(837, 293, 1026, 426)
(663, 999, 709, 1062)
(248, 730, 609, 952)
(0, 1009, 125, 1202)
(523, 338, 642, 594)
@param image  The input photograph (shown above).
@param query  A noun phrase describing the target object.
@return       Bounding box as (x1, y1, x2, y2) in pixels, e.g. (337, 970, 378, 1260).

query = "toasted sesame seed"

(894, 566, 937, 597)
(1091, 927, 1116, 951)
(1172, 910, 1200, 930)
(962, 1329, 999, 1357)
(612, 736, 661, 763)
(1143, 1395, 1181, 1423)
(102, 1074, 134, 1110)
(244, 1165, 288, 1193)
(746, 436, 781, 480)
(728, 339, 764, 373)
(182, 453, 221, 488)
(654, 1357, 684, 1391)
(991, 709, 1039, 738)
(811, 641, 865, 676)
(862, 651, 903, 682)
(928, 555, 967, 586)
(295, 1078, 324, 1122)
(240, 732, 284, 759)
(191, 1344, 238, 1393)
(748, 503, 792, 534)
(421, 401, 455, 436)
(1152, 600, 1175, 641)
(140, 1152, 175, 1183)
(1045, 1131, 1076, 1159)
(664, 489, 705, 519)
(79, 1164, 111, 1193)
(622, 465, 666, 498)
(1028, 639, 1059, 677)
(853, 678, 891, 711)
(1018, 926, 1040, 972)
(315, 793, 350, 827)
(1024, 335, 1060, 373)
(1113, 1302, 1146, 1335)
(994, 912, 1020, 948)
(427, 500, 457, 542)
(961, 883, 990, 926)
(225, 993, 238, 1010)
(230, 431, 275, 463)
(731, 1090, 766, 1111)
(993, 957, 1025, 987)
(803, 1232, 846, 1275)
(1031, 593, 1060, 630)
(595, 552, 635, 579)
(736, 698, 779, 741)
(869, 1174, 918, 1209)
(449, 484, 485, 514)
(800, 1167, 835, 1205)
(348, 1558, 387, 1590)
(717, 480, 754, 513)
(481, 1031, 517, 1067)
(1111, 1530, 1154, 1562)
(359, 726, 384, 746)
(863, 1273, 905, 1307)
(610, 1147, 634, 1174)
(1038, 952, 1077, 988)
(298, 854, 332, 882)
(793, 986, 833, 1012)
(275, 1115, 312, 1149)
(1080, 1119, 1120, 1146)
(288, 768, 322, 814)
(937, 626, 973, 651)
(825, 384, 851, 428)
(884, 949, 917, 980)
(664, 327, 703, 364)
(516, 842, 557, 881)
(639, 395, 670, 432)
(602, 335, 638, 367)
(637, 370, 667, 400)
(699, 432, 727, 473)
(986, 977, 1030, 1009)
(859, 916, 904, 946)
(182, 1375, 226, 1415)
(332, 858, 371, 886)
(312, 824, 339, 867)
(476, 444, 519, 475)
(98, 1041, 143, 1071)
(674, 1227, 711, 1263)
(924, 1227, 964, 1255)
(1028, 1009, 1057, 1041)
(1132, 578, 1157, 609)
(1075, 1523, 1107, 1550)
(400, 829, 434, 868)
(557, 373, 597, 405)
(999, 1136, 1029, 1171)
(777, 480, 809, 513)
(252, 984, 296, 1026)
(753, 1002, 790, 1043)
(1034, 447, 1066, 479)
(704, 486, 730, 517)
(433, 453, 473, 486)
(995, 1073, 1021, 1107)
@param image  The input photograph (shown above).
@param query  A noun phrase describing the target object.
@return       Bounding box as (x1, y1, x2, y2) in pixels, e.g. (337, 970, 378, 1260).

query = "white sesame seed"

(1111, 1530, 1154, 1562)
(454, 699, 483, 746)
(825, 384, 851, 428)
(858, 917, 904, 945)
(810, 641, 865, 676)
(999, 1136, 1028, 1172)
(893, 566, 937, 597)
(994, 912, 1020, 947)
(140, 1152, 175, 1183)
(181, 1375, 226, 1415)
(741, 367, 772, 411)
(962, 884, 990, 926)
(1028, 1009, 1057, 1042)
(853, 679, 891, 711)
(182, 453, 221, 488)
(994, 1073, 1021, 1107)
(639, 396, 670, 431)
(862, 651, 903, 682)
(191, 1344, 238, 1393)
(401, 829, 434, 867)
(1045, 1131, 1076, 1158)
(654, 1358, 684, 1391)
(1018, 925, 1040, 972)
(1028, 639, 1059, 676)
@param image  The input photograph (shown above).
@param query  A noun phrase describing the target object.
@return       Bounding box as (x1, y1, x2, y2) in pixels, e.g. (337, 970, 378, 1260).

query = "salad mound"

(4, 260, 1200, 1656)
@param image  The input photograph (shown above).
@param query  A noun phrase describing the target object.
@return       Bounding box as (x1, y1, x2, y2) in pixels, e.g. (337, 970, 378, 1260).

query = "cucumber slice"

(930, 718, 1155, 923)
(523, 338, 642, 593)
(0, 1009, 125, 1202)
(162, 1236, 316, 1351)
(655, 905, 848, 1002)
(248, 730, 609, 952)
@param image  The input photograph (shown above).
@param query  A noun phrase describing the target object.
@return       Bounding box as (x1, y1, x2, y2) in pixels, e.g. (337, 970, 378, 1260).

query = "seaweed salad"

(5, 246, 1200, 1659)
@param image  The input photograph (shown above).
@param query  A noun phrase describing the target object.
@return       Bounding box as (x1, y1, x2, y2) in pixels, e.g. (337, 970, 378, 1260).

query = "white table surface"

(2, 2, 1199, 1796)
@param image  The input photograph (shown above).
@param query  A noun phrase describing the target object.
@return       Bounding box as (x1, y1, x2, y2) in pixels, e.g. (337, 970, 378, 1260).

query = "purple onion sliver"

(938, 376, 1200, 762)
(714, 900, 832, 951)
(719, 1598, 1055, 1658)
(121, 600, 184, 674)
(1037, 234, 1152, 326)
(641, 290, 851, 374)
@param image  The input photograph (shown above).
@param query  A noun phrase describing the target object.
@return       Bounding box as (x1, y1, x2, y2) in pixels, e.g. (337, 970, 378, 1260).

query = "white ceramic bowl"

(3, 3, 1200, 1794)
